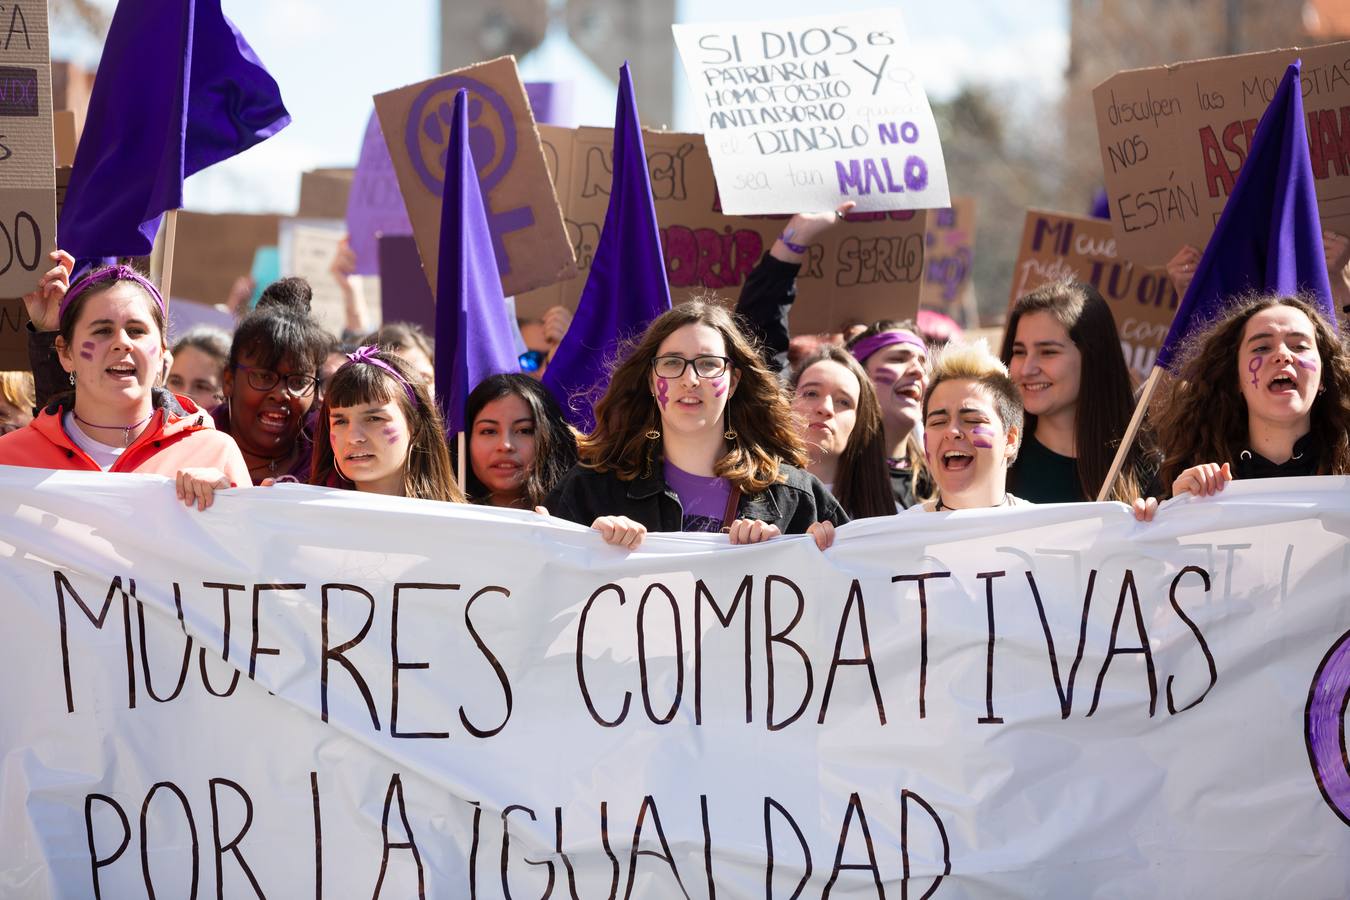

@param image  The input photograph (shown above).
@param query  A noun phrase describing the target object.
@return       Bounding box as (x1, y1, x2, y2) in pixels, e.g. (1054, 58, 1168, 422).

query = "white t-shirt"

(64, 412, 126, 471)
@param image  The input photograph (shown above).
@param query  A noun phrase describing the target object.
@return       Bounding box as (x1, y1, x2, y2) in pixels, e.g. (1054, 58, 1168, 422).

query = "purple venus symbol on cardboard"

(1306, 628, 1350, 826)
(405, 75, 534, 275)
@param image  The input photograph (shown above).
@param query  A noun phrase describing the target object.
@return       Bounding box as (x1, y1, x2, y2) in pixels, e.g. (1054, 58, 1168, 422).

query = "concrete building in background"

(439, 0, 676, 127)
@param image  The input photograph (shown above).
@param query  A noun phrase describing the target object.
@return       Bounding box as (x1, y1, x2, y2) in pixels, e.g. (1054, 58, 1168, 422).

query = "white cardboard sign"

(673, 10, 950, 215)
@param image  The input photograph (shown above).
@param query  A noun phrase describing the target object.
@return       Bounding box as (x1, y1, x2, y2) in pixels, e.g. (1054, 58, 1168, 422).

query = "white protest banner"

(3, 469, 1350, 897)
(673, 11, 950, 215)
(0, 1, 55, 296)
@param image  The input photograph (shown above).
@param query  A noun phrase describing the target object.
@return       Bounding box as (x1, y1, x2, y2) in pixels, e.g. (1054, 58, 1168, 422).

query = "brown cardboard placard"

(0, 2, 56, 297)
(919, 196, 978, 327)
(298, 168, 354, 220)
(278, 218, 348, 336)
(374, 56, 576, 298)
(1094, 41, 1350, 266)
(517, 125, 926, 335)
(50, 59, 93, 137)
(1007, 208, 1180, 381)
(54, 110, 75, 167)
(173, 212, 282, 306)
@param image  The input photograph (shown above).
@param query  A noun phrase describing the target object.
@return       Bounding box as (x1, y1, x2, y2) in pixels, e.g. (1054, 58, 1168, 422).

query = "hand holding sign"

(21, 248, 72, 332)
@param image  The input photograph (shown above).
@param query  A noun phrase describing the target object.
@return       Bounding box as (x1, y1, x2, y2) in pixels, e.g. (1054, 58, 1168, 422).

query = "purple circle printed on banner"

(404, 75, 518, 198)
(1305, 627, 1350, 826)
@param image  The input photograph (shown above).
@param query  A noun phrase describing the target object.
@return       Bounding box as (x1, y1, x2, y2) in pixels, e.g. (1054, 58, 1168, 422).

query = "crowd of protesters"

(0, 227, 1344, 550)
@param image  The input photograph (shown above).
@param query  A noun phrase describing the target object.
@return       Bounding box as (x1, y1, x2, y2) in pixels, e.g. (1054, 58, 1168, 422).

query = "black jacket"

(545, 462, 849, 534)
(735, 253, 800, 373)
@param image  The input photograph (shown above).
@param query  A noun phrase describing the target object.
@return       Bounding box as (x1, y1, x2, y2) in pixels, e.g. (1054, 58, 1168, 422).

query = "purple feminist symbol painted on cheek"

(1248, 356, 1263, 387)
(1305, 628, 1350, 826)
(79, 341, 94, 361)
(712, 374, 728, 398)
(656, 378, 669, 410)
(970, 425, 997, 449)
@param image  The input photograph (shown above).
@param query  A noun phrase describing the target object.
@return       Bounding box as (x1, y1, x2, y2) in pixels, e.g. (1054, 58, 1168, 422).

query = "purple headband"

(850, 329, 926, 364)
(59, 265, 167, 322)
(342, 345, 419, 405)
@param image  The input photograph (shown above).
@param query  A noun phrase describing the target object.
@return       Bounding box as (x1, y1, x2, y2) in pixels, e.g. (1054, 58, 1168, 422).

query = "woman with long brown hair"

(999, 280, 1156, 503)
(787, 345, 894, 519)
(1154, 293, 1350, 497)
(545, 300, 846, 549)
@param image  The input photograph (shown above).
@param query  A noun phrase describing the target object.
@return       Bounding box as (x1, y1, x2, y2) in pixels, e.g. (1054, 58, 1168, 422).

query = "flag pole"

(1095, 366, 1162, 502)
(152, 209, 179, 304)
(457, 430, 466, 492)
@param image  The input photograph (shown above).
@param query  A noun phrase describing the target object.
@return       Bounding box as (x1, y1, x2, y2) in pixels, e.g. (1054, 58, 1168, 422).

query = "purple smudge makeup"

(383, 425, 401, 446)
(79, 340, 94, 361)
(712, 374, 728, 398)
(1294, 354, 1319, 372)
(872, 370, 898, 386)
(656, 377, 669, 410)
(970, 425, 996, 449)
(1248, 356, 1263, 387)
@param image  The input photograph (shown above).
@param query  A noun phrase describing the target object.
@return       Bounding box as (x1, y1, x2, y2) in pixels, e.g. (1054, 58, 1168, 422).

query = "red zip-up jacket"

(0, 389, 250, 485)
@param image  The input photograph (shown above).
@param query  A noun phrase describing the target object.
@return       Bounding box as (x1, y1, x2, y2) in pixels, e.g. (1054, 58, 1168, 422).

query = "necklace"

(246, 446, 296, 478)
(936, 493, 1010, 511)
(73, 411, 153, 447)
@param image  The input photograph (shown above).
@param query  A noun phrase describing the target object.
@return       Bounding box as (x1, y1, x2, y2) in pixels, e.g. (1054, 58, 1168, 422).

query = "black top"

(545, 462, 849, 535)
(735, 252, 799, 373)
(1232, 433, 1321, 480)
(1007, 433, 1083, 504)
(889, 458, 932, 510)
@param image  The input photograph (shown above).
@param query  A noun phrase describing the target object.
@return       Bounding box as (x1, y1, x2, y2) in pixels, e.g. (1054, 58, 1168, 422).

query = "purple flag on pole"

(543, 63, 672, 431)
(59, 0, 290, 259)
(1154, 60, 1333, 371)
(434, 89, 521, 436)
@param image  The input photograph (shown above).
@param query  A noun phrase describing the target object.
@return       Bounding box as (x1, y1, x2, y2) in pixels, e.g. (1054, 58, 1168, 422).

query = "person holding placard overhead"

(0, 261, 249, 510)
(544, 300, 846, 550)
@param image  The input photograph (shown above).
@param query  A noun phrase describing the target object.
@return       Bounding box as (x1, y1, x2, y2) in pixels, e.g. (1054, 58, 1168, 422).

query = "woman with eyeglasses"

(214, 281, 331, 484)
(544, 300, 847, 550)
(0, 263, 249, 507)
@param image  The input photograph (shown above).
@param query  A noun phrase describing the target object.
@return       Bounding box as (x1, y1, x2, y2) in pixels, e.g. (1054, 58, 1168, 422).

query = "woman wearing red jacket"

(0, 256, 249, 509)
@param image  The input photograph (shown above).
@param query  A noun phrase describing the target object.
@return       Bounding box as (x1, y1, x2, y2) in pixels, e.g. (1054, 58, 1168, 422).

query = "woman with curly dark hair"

(545, 299, 846, 549)
(1154, 293, 1350, 498)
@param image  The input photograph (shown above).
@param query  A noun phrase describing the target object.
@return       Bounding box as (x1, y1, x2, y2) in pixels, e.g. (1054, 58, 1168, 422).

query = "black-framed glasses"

(234, 364, 318, 398)
(651, 355, 732, 379)
(519, 349, 547, 372)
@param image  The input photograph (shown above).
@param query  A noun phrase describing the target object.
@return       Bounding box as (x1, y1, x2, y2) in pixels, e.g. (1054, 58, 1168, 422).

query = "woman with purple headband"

(309, 346, 464, 501)
(0, 257, 249, 508)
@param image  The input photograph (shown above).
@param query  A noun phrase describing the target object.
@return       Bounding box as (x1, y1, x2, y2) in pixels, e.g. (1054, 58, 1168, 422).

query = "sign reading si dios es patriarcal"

(673, 10, 950, 215)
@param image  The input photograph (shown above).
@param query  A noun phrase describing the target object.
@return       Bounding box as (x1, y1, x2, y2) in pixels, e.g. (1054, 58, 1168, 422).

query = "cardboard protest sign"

(673, 10, 949, 215)
(346, 111, 413, 276)
(373, 56, 576, 297)
(919, 196, 977, 327)
(172, 211, 282, 306)
(517, 124, 926, 334)
(0, 2, 56, 297)
(278, 218, 348, 335)
(1008, 208, 1180, 379)
(1094, 41, 1350, 266)
(297, 168, 353, 220)
(8, 471, 1350, 896)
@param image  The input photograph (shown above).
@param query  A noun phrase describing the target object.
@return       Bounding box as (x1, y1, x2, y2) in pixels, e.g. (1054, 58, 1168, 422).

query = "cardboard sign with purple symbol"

(673, 10, 950, 215)
(373, 56, 576, 297)
(0, 2, 54, 297)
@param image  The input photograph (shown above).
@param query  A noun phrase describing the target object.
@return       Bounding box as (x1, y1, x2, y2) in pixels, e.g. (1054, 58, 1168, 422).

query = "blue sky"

(54, 1, 1067, 213)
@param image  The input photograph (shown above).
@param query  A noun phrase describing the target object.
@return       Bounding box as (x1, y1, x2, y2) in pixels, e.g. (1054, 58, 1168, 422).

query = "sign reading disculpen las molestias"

(673, 11, 950, 215)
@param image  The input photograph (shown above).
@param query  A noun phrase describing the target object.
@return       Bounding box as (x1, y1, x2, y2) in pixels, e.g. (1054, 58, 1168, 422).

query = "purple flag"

(346, 111, 413, 276)
(59, 0, 290, 259)
(1155, 60, 1333, 371)
(543, 63, 672, 431)
(435, 89, 521, 436)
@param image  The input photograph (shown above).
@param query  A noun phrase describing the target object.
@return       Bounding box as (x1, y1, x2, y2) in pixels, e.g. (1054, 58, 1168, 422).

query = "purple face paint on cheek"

(712, 374, 728, 398)
(79, 341, 94, 361)
(1248, 355, 1263, 387)
(656, 377, 669, 410)
(1295, 354, 1319, 372)
(872, 369, 898, 387)
(970, 425, 996, 449)
(383, 425, 402, 446)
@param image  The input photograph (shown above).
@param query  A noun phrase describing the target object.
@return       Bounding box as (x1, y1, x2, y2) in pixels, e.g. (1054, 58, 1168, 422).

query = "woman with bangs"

(544, 300, 847, 550)
(310, 346, 464, 502)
